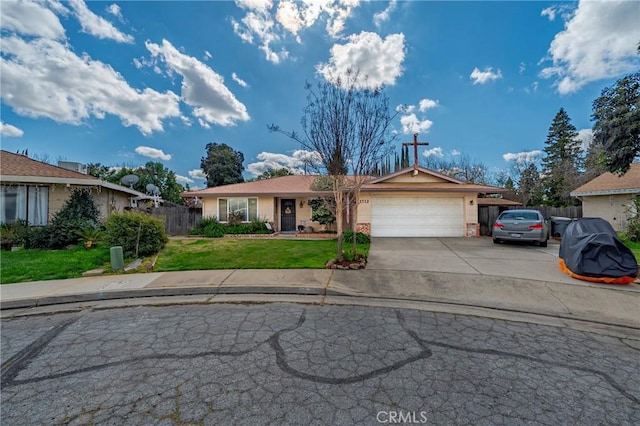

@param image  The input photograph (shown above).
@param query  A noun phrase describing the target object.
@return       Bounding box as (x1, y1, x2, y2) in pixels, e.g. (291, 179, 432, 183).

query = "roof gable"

(571, 163, 640, 196)
(368, 166, 463, 184)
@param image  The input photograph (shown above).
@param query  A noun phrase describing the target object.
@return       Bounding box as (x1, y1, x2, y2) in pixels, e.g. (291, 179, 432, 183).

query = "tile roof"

(183, 173, 507, 197)
(571, 162, 640, 196)
(183, 175, 327, 197)
(1, 150, 94, 180)
(0, 150, 147, 197)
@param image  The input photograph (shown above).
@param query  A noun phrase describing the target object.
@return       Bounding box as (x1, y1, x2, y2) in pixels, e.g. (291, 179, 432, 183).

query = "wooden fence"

(478, 205, 582, 236)
(146, 206, 202, 235)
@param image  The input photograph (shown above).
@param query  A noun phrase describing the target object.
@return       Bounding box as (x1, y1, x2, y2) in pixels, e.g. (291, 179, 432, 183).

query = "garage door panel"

(371, 197, 463, 237)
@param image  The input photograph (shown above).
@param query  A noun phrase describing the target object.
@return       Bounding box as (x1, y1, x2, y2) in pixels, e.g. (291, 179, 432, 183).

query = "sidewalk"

(1, 268, 639, 333)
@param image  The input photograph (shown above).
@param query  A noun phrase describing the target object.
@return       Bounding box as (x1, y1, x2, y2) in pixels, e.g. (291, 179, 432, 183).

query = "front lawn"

(154, 238, 363, 271)
(622, 239, 640, 259)
(1, 245, 110, 284)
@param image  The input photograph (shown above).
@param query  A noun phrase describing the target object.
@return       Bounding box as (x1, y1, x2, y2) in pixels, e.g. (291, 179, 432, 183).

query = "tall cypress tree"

(540, 108, 583, 206)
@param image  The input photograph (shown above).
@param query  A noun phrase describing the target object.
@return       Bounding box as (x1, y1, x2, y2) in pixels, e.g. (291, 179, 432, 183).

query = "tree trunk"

(335, 188, 344, 261)
(352, 191, 359, 256)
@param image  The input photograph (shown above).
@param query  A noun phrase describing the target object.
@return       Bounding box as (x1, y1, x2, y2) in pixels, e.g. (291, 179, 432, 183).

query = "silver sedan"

(492, 209, 549, 247)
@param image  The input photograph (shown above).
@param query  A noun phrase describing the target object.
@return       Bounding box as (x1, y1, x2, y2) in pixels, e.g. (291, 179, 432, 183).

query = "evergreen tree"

(591, 71, 640, 174)
(518, 163, 543, 206)
(200, 143, 245, 187)
(540, 108, 583, 206)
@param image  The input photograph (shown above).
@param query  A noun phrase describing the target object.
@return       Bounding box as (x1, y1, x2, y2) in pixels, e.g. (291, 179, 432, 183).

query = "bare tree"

(422, 153, 489, 184)
(270, 70, 398, 260)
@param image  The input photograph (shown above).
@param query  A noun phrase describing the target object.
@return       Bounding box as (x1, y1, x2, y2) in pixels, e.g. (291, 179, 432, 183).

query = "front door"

(280, 199, 296, 232)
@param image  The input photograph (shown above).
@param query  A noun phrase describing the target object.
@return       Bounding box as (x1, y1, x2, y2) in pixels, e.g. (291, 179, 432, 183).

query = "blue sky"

(1, 0, 639, 188)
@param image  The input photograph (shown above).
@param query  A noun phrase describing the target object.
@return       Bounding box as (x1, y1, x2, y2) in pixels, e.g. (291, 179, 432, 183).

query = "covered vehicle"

(559, 217, 638, 285)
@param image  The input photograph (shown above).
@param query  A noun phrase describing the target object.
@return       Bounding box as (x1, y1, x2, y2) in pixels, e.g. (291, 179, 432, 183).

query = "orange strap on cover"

(558, 259, 636, 285)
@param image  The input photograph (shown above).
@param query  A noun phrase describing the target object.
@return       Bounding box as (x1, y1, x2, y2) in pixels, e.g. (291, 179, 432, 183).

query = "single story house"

(570, 162, 640, 232)
(0, 150, 147, 225)
(182, 166, 506, 237)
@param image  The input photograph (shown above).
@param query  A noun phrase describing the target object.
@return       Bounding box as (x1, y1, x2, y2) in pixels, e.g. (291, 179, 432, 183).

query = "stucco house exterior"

(0, 150, 147, 225)
(571, 162, 640, 232)
(182, 166, 506, 237)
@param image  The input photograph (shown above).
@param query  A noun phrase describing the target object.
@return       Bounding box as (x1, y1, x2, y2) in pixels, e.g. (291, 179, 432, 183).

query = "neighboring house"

(571, 162, 640, 232)
(182, 166, 506, 237)
(0, 150, 147, 225)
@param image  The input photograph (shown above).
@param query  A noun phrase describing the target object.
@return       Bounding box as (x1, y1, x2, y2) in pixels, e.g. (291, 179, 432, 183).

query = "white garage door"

(371, 197, 464, 237)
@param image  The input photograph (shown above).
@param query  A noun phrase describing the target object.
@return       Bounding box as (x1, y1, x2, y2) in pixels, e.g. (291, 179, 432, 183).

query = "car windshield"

(499, 212, 539, 221)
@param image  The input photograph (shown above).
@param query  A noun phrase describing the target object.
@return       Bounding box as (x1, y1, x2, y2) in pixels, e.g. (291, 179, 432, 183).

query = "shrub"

(228, 211, 244, 226)
(0, 219, 30, 249)
(342, 230, 370, 244)
(25, 189, 101, 249)
(191, 216, 225, 238)
(203, 222, 225, 238)
(104, 211, 168, 257)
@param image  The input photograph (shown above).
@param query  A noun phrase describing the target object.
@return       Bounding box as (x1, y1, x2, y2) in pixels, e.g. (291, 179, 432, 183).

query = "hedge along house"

(0, 150, 147, 225)
(570, 162, 640, 232)
(182, 166, 506, 237)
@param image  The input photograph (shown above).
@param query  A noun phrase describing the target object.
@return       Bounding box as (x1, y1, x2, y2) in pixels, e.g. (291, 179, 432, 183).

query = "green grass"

(622, 239, 640, 260)
(155, 238, 366, 271)
(1, 245, 110, 284)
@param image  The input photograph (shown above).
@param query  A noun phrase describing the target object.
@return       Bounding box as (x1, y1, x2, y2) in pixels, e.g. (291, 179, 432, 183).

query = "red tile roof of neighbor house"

(183, 170, 507, 197)
(571, 162, 640, 196)
(0, 150, 94, 180)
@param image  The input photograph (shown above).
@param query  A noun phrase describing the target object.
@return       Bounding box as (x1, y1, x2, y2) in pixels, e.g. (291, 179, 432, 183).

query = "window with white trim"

(0, 185, 49, 225)
(218, 198, 258, 222)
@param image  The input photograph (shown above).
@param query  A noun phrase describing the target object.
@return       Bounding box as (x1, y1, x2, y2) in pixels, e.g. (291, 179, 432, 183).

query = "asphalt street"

(2, 303, 639, 425)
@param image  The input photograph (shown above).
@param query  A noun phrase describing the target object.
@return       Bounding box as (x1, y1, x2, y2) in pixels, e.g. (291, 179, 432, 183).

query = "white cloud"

(373, 0, 397, 28)
(204, 50, 212, 60)
(541, 4, 574, 22)
(470, 67, 503, 85)
(188, 169, 207, 180)
(232, 0, 361, 63)
(423, 147, 444, 158)
(577, 128, 594, 151)
(69, 0, 133, 43)
(400, 113, 433, 135)
(246, 150, 320, 176)
(540, 0, 640, 94)
(1, 36, 181, 135)
(418, 98, 438, 112)
(175, 174, 194, 185)
(450, 149, 461, 157)
(135, 146, 172, 161)
(232, 72, 249, 88)
(502, 150, 542, 163)
(0, 122, 24, 137)
(231, 5, 288, 64)
(0, 0, 66, 40)
(317, 32, 405, 89)
(541, 6, 557, 21)
(145, 39, 250, 127)
(519, 62, 526, 74)
(106, 4, 124, 21)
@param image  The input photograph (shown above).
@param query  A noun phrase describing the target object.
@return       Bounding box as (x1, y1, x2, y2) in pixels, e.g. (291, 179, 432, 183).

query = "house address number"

(359, 199, 370, 204)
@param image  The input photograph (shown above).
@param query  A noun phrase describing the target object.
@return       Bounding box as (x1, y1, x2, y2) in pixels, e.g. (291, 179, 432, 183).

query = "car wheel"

(539, 239, 548, 247)
(493, 238, 500, 244)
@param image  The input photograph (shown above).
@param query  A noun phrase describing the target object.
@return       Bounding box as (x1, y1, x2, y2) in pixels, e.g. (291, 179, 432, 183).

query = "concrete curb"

(0, 285, 350, 310)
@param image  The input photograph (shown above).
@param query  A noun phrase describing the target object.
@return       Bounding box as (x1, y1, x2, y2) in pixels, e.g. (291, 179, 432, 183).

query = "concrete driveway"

(366, 237, 579, 284)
